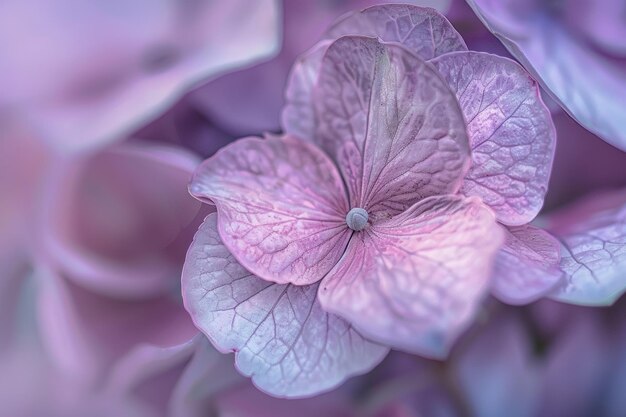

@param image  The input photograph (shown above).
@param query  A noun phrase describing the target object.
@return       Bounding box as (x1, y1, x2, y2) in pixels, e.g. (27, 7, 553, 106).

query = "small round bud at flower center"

(346, 207, 369, 231)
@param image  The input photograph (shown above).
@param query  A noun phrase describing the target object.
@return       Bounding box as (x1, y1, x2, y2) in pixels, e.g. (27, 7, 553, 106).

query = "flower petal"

(282, 40, 331, 142)
(282, 3, 466, 144)
(431, 51, 556, 225)
(466, 0, 626, 151)
(0, 0, 280, 152)
(189, 135, 351, 286)
(546, 189, 626, 306)
(492, 225, 563, 305)
(314, 36, 470, 218)
(326, 4, 467, 60)
(182, 214, 388, 398)
(319, 196, 503, 358)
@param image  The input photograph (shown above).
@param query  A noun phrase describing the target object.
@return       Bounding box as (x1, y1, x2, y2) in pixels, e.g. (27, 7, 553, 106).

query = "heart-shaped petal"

(182, 214, 388, 398)
(189, 135, 351, 286)
(319, 195, 503, 358)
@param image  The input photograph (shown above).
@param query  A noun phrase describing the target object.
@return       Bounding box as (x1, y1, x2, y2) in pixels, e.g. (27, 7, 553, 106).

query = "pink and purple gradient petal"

(492, 225, 563, 305)
(319, 196, 503, 358)
(431, 51, 556, 225)
(182, 214, 388, 398)
(189, 135, 351, 286)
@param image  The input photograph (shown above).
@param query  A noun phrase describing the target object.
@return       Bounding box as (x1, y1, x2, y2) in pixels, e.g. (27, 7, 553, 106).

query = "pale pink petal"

(314, 36, 470, 218)
(189, 135, 351, 286)
(0, 0, 280, 152)
(492, 225, 563, 305)
(182, 214, 388, 397)
(546, 189, 626, 306)
(326, 4, 467, 59)
(182, 214, 388, 398)
(431, 51, 556, 225)
(319, 196, 503, 358)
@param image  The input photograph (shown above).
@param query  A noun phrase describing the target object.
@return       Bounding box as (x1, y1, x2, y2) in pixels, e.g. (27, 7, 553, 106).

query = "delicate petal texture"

(546, 189, 626, 305)
(431, 51, 555, 225)
(326, 4, 467, 60)
(319, 196, 503, 358)
(189, 135, 351, 286)
(282, 3, 466, 143)
(182, 214, 388, 398)
(466, 0, 626, 151)
(0, 0, 280, 152)
(282, 41, 330, 142)
(492, 225, 563, 305)
(314, 36, 470, 218)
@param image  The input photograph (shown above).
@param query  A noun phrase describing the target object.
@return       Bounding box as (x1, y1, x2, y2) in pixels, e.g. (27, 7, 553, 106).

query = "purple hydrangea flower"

(183, 4, 556, 397)
(465, 0, 626, 151)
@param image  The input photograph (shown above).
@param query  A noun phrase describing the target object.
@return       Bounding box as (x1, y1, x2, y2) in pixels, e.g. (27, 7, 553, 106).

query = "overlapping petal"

(431, 51, 555, 225)
(492, 225, 563, 305)
(182, 214, 388, 398)
(319, 196, 503, 358)
(0, 0, 280, 152)
(282, 4, 466, 142)
(314, 36, 470, 218)
(189, 135, 351, 286)
(546, 189, 626, 306)
(466, 0, 626, 151)
(326, 4, 467, 59)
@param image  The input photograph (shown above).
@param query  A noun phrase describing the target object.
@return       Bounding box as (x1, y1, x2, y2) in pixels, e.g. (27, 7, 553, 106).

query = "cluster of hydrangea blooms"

(182, 4, 561, 397)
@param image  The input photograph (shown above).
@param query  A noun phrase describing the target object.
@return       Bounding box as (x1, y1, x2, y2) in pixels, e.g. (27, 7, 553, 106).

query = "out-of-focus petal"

(182, 214, 388, 398)
(538, 314, 612, 417)
(189, 135, 351, 286)
(454, 314, 540, 417)
(313, 36, 469, 218)
(546, 189, 626, 306)
(40, 141, 203, 298)
(466, 0, 626, 151)
(319, 196, 503, 358)
(37, 267, 197, 385)
(0, 0, 280, 152)
(431, 51, 555, 225)
(492, 225, 563, 305)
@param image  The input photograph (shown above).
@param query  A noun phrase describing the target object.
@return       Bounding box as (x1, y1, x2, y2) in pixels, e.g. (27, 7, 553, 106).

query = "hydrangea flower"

(465, 0, 626, 151)
(0, 0, 279, 152)
(183, 4, 556, 397)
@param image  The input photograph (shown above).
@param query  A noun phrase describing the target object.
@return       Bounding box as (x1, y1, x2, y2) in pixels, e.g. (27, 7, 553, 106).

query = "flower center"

(346, 207, 369, 231)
